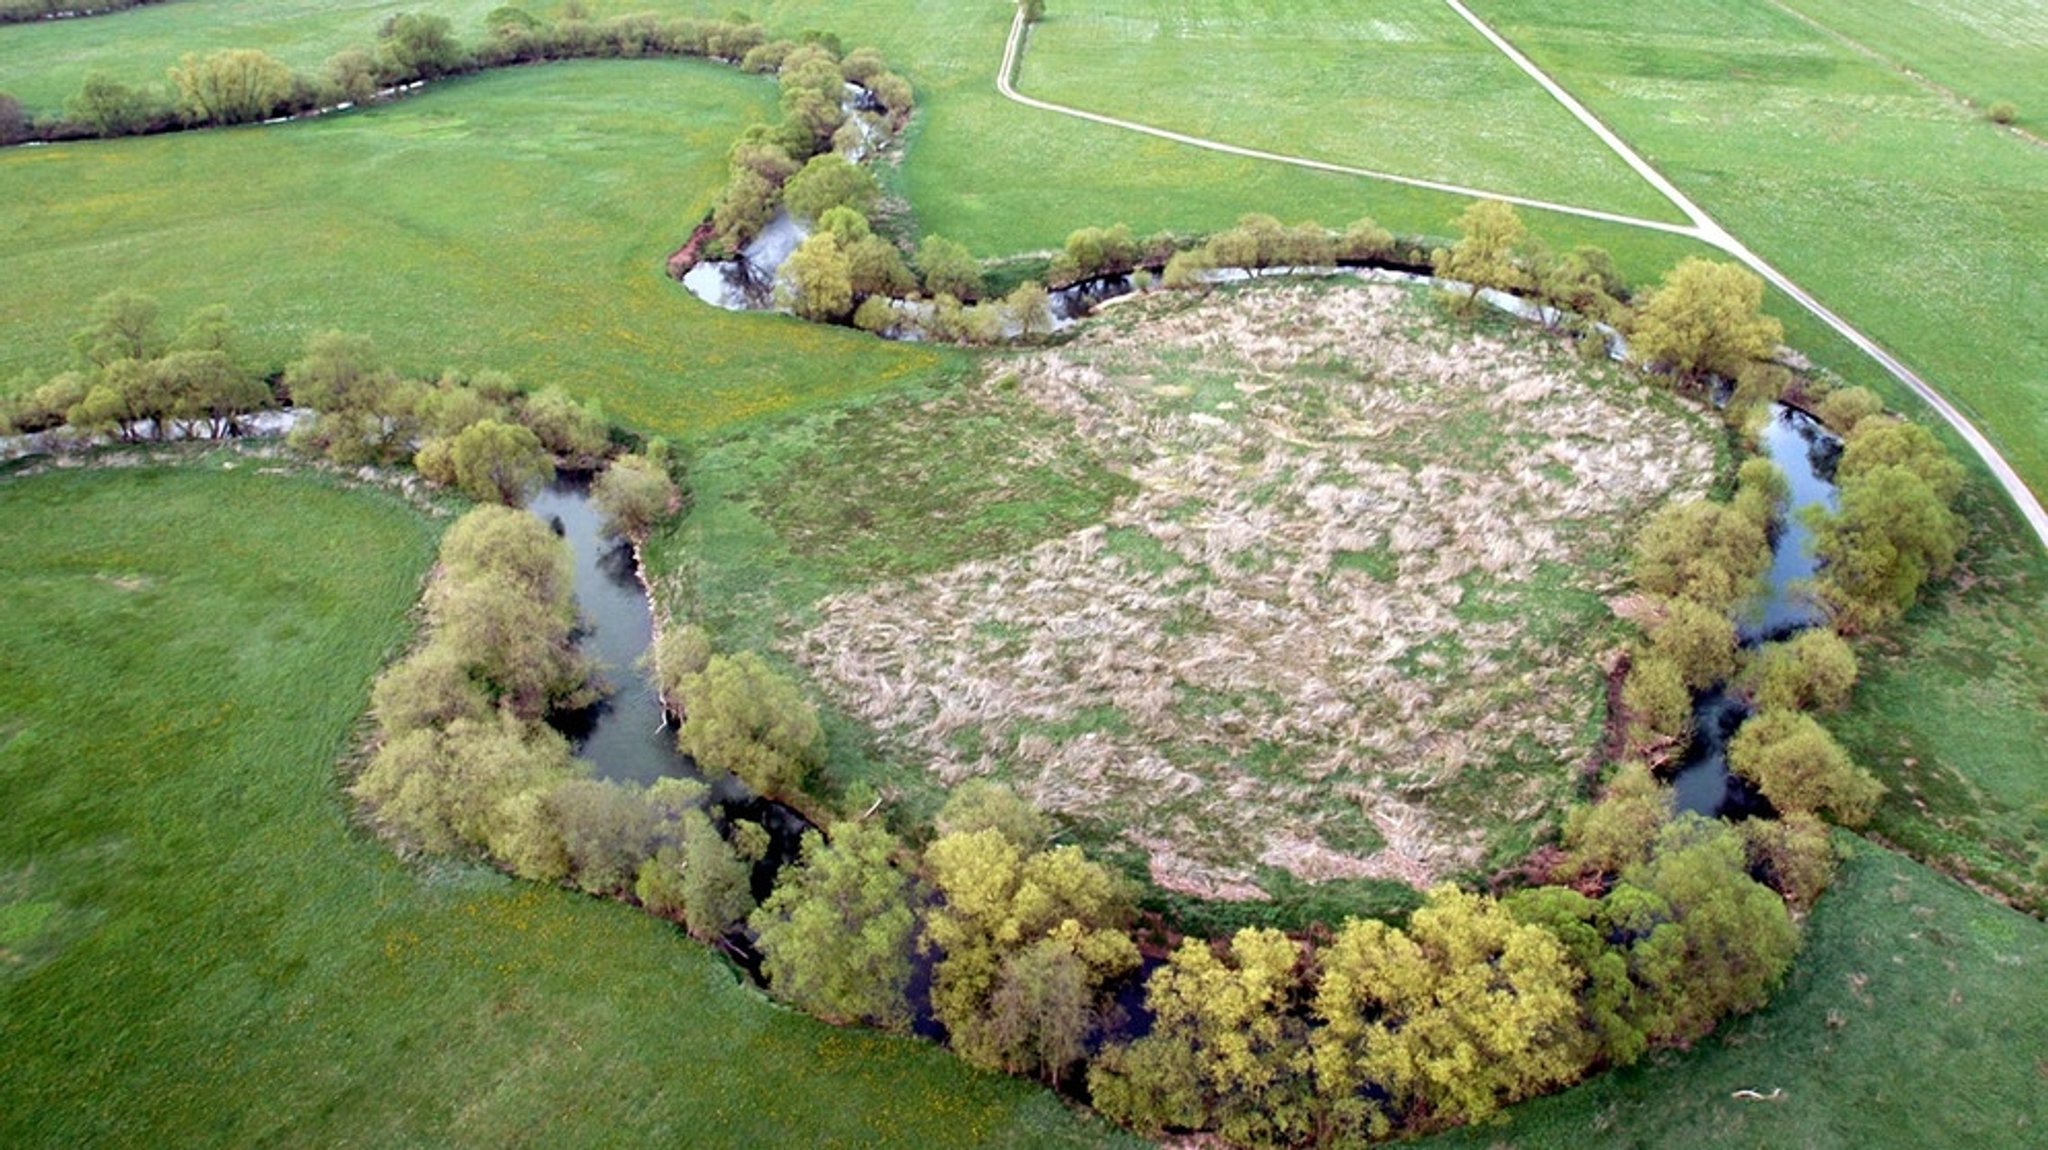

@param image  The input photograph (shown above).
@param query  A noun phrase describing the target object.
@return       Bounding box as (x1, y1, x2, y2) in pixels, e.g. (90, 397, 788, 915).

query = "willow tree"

(1630, 258, 1782, 382)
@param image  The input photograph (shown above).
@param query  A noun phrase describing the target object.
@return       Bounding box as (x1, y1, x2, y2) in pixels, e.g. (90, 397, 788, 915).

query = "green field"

(1023, 0, 1680, 222)
(0, 60, 962, 440)
(0, 458, 1137, 1149)
(1464, 0, 2048, 506)
(1417, 835, 2048, 1149)
(1779, 0, 2048, 124)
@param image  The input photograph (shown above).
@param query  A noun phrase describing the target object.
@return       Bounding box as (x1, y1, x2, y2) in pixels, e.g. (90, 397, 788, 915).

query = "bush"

(168, 49, 299, 126)
(1815, 386, 1884, 437)
(915, 235, 985, 302)
(1622, 652, 1692, 755)
(591, 452, 678, 538)
(677, 652, 824, 799)
(1563, 761, 1673, 877)
(546, 779, 661, 896)
(517, 386, 609, 461)
(1727, 710, 1884, 825)
(1632, 498, 1770, 612)
(935, 779, 1050, 850)
(1742, 813, 1838, 908)
(1648, 597, 1738, 691)
(449, 419, 553, 505)
(1741, 629, 1858, 713)
(782, 152, 879, 223)
(1987, 100, 2018, 125)
(353, 712, 581, 855)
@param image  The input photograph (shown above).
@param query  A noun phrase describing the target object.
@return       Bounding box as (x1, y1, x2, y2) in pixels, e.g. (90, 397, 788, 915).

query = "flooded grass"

(0, 462, 1138, 1149)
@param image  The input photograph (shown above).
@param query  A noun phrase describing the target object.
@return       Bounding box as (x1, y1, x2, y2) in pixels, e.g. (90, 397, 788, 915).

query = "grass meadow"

(1021, 0, 1681, 222)
(0, 457, 1138, 1150)
(1778, 0, 2048, 124)
(0, 60, 965, 440)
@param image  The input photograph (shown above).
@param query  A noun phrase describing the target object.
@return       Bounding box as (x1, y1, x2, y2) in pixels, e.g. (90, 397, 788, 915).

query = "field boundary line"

(1438, 0, 2048, 549)
(992, 10, 1696, 238)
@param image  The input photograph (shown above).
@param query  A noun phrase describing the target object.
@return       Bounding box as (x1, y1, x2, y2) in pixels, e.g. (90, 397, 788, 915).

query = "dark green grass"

(1417, 836, 2048, 1149)
(0, 460, 1137, 1149)
(0, 60, 965, 442)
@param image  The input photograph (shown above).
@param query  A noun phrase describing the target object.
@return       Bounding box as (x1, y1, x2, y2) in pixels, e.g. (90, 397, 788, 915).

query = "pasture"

(0, 61, 962, 440)
(0, 457, 1137, 1150)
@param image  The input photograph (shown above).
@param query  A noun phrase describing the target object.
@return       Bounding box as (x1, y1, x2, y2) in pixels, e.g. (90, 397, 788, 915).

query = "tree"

(517, 385, 608, 461)
(547, 778, 661, 896)
(66, 72, 155, 136)
(914, 235, 984, 301)
(72, 289, 163, 369)
(650, 622, 713, 702)
(751, 822, 916, 1027)
(1619, 817, 1799, 1042)
(372, 644, 490, 735)
(378, 12, 466, 81)
(1090, 928, 1315, 1147)
(677, 652, 824, 799)
(1816, 386, 1884, 437)
(168, 49, 297, 126)
(0, 91, 29, 145)
(777, 233, 855, 322)
(1727, 709, 1884, 825)
(1742, 629, 1858, 713)
(1312, 886, 1587, 1138)
(1003, 281, 1053, 337)
(1647, 596, 1737, 691)
(1563, 761, 1672, 878)
(1817, 464, 1963, 630)
(352, 711, 581, 856)
(681, 808, 757, 939)
(1502, 886, 1650, 1070)
(1631, 498, 1770, 612)
(157, 348, 266, 438)
(427, 506, 589, 719)
(439, 503, 576, 604)
(935, 779, 1049, 850)
(1623, 652, 1692, 756)
(1530, 244, 1625, 330)
(865, 71, 914, 121)
(1629, 258, 1783, 382)
(782, 152, 879, 222)
(777, 50, 846, 154)
(923, 830, 1138, 1079)
(1742, 813, 1838, 908)
(448, 419, 553, 505)
(1836, 419, 1964, 504)
(591, 452, 678, 538)
(845, 234, 917, 298)
(1432, 199, 1529, 316)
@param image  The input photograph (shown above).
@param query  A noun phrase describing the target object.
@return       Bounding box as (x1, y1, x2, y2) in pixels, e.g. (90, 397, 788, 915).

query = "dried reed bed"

(797, 285, 1716, 900)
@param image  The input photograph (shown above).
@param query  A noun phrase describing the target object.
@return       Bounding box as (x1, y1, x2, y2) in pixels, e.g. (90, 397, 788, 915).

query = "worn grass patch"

(792, 283, 1716, 900)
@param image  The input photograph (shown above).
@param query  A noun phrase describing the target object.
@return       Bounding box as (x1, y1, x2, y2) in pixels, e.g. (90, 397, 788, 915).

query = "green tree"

(782, 152, 879, 222)
(677, 652, 824, 800)
(168, 48, 298, 126)
(923, 830, 1138, 1079)
(66, 72, 155, 136)
(1432, 199, 1529, 316)
(681, 808, 757, 939)
(1312, 886, 1587, 1138)
(650, 623, 713, 702)
(1003, 281, 1053, 336)
(1337, 216, 1395, 262)
(378, 12, 466, 80)
(777, 232, 856, 322)
(547, 779, 661, 896)
(1815, 386, 1884, 437)
(1817, 464, 1963, 630)
(1563, 761, 1673, 878)
(371, 644, 490, 736)
(935, 779, 1049, 850)
(517, 385, 609, 461)
(157, 348, 266, 438)
(1741, 813, 1838, 908)
(1727, 709, 1884, 825)
(777, 50, 845, 153)
(1622, 652, 1691, 756)
(591, 452, 678, 539)
(1502, 886, 1650, 1069)
(1741, 629, 1858, 713)
(72, 288, 164, 369)
(448, 419, 553, 505)
(1648, 596, 1738, 691)
(914, 235, 984, 301)
(352, 711, 581, 855)
(1836, 419, 1965, 504)
(751, 822, 916, 1027)
(1629, 258, 1783, 382)
(1090, 928, 1315, 1147)
(845, 234, 917, 298)
(1632, 498, 1770, 612)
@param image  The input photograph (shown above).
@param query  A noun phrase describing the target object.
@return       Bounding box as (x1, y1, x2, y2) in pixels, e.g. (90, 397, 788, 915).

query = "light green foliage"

(353, 711, 581, 857)
(914, 235, 985, 302)
(1337, 216, 1395, 262)
(1743, 629, 1859, 713)
(649, 623, 713, 702)
(1648, 597, 1738, 691)
(284, 330, 418, 465)
(370, 643, 490, 736)
(677, 652, 824, 800)
(782, 152, 879, 223)
(426, 506, 587, 720)
(1161, 247, 1212, 290)
(1501, 885, 1650, 1069)
(545, 778, 660, 897)
(1563, 761, 1673, 878)
(1835, 419, 1965, 504)
(1741, 813, 1838, 908)
(448, 418, 553, 506)
(923, 830, 1139, 1079)
(1619, 817, 1800, 1042)
(65, 71, 156, 136)
(1817, 464, 1963, 631)
(591, 452, 678, 539)
(934, 779, 1050, 851)
(517, 385, 608, 462)
(1729, 457, 1786, 528)
(1629, 258, 1783, 382)
(1632, 497, 1771, 612)
(1432, 199, 1529, 315)
(1090, 928, 1314, 1147)
(72, 288, 164, 369)
(167, 48, 296, 126)
(776, 47, 845, 154)
(322, 46, 378, 103)
(1003, 281, 1053, 336)
(751, 823, 917, 1028)
(845, 234, 917, 298)
(1312, 886, 1588, 1137)
(1728, 709, 1884, 826)
(1530, 243, 1626, 329)
(777, 232, 855, 323)
(683, 808, 757, 939)
(1815, 386, 1884, 437)
(377, 12, 465, 81)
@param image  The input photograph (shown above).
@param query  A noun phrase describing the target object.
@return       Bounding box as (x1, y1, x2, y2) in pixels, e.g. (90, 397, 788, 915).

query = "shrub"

(1987, 100, 2018, 125)
(677, 652, 824, 799)
(1563, 761, 1673, 877)
(1632, 498, 1770, 612)
(1648, 597, 1738, 691)
(1622, 652, 1692, 755)
(1741, 629, 1858, 713)
(517, 386, 609, 461)
(1815, 386, 1884, 437)
(1727, 710, 1884, 825)
(1741, 813, 1839, 908)
(591, 452, 679, 539)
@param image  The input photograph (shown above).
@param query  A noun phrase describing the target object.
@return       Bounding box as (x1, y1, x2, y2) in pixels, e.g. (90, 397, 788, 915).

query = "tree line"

(0, 0, 162, 24)
(0, 8, 914, 149)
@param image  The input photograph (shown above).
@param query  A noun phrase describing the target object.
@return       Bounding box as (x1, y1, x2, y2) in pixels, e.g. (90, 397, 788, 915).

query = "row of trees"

(0, 0, 159, 23)
(1, 290, 269, 441)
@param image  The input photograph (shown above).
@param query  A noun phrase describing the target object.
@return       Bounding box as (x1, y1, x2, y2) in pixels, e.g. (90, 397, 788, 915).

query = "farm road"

(996, 4, 2048, 551)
